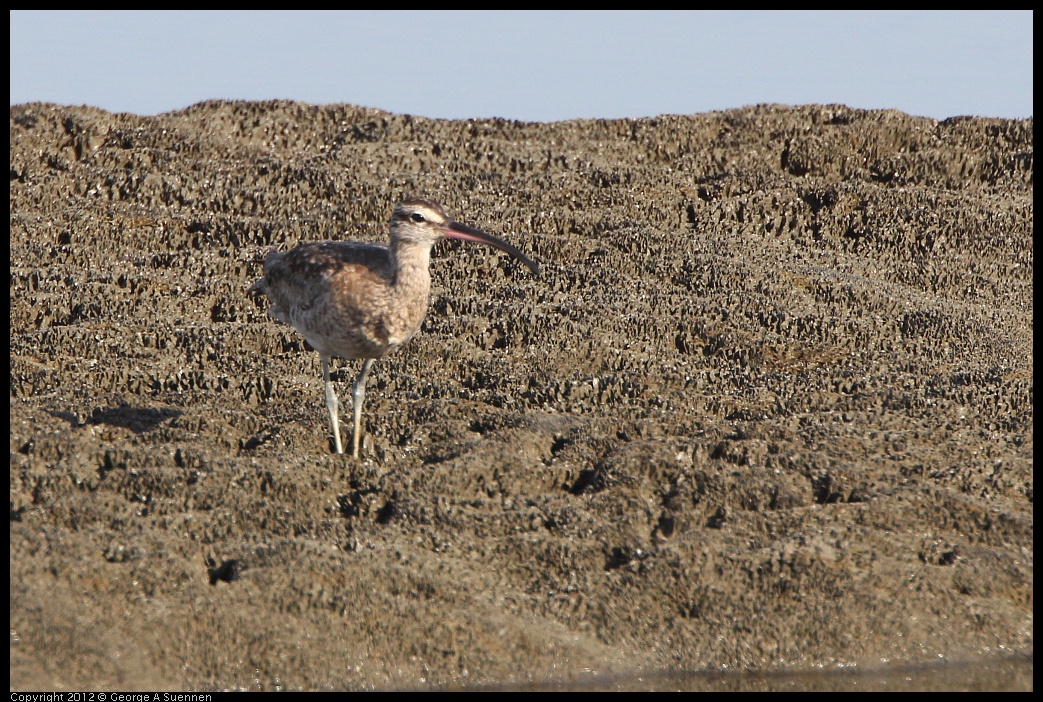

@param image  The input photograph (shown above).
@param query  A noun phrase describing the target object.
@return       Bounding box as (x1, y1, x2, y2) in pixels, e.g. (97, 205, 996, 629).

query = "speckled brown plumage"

(250, 198, 538, 457)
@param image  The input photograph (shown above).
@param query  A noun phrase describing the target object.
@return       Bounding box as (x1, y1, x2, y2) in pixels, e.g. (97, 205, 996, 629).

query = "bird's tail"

(247, 277, 267, 295)
(247, 249, 278, 295)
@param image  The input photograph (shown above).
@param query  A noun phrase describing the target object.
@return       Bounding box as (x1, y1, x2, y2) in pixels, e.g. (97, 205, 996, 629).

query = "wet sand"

(9, 101, 1032, 690)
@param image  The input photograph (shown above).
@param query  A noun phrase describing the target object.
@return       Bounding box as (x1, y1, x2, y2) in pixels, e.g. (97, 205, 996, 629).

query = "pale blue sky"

(9, 10, 1033, 121)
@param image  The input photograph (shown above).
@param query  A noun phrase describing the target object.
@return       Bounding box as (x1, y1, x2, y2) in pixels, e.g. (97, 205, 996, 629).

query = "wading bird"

(250, 198, 539, 457)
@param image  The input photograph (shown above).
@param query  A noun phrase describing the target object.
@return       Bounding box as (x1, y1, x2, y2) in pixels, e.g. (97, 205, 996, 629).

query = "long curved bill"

(443, 221, 540, 275)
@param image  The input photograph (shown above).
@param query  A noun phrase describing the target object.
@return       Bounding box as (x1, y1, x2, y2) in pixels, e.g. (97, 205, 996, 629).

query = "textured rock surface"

(9, 101, 1032, 690)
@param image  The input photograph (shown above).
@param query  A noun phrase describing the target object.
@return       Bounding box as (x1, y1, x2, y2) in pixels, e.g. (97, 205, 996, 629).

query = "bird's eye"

(410, 213, 425, 222)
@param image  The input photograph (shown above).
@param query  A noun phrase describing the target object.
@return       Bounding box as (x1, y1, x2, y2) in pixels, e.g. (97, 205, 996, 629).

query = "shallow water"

(465, 656, 1033, 692)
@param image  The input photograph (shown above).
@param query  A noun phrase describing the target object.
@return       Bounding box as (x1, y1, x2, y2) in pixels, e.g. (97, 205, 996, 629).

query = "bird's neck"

(389, 239, 434, 296)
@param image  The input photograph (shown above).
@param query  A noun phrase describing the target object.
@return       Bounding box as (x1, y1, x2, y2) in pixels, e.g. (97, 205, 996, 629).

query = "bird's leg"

(322, 356, 344, 454)
(351, 358, 376, 459)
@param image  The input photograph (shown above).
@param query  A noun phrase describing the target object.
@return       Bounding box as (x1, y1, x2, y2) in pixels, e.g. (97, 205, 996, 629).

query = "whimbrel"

(250, 198, 539, 457)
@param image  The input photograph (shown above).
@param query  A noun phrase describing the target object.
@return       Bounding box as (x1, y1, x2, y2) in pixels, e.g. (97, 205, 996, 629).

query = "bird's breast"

(313, 261, 431, 358)
(258, 240, 438, 360)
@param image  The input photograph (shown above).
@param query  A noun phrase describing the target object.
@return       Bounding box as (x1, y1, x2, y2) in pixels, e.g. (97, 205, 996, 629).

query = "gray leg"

(322, 356, 344, 454)
(351, 358, 375, 459)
